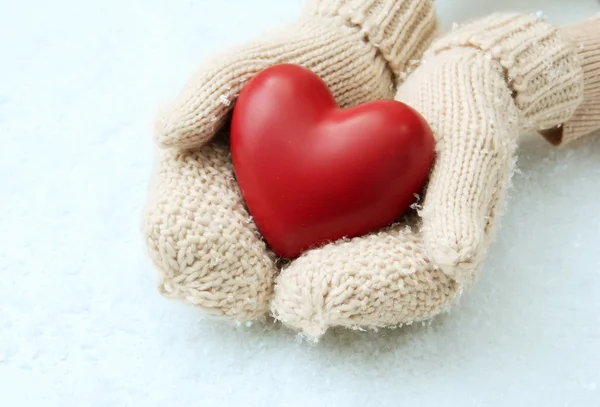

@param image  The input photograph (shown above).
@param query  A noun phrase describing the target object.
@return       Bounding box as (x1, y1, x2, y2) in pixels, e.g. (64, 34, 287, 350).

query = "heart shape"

(231, 64, 435, 259)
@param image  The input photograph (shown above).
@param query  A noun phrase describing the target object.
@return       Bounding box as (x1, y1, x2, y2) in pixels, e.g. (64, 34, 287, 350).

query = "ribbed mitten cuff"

(306, 0, 437, 78)
(542, 15, 600, 145)
(430, 13, 584, 132)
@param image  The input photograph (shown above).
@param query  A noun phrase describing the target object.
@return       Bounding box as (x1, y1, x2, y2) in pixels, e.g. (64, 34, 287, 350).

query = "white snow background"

(1, 0, 599, 406)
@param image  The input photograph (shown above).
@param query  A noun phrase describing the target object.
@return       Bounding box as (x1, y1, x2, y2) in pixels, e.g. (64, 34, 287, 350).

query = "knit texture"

(144, 137, 278, 320)
(270, 216, 459, 337)
(144, 0, 437, 321)
(401, 47, 520, 288)
(542, 15, 600, 145)
(271, 14, 587, 335)
(305, 0, 437, 75)
(430, 13, 584, 131)
(155, 0, 437, 149)
(413, 13, 584, 286)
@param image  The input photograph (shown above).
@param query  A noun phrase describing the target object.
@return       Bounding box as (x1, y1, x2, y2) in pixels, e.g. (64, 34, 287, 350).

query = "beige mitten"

(143, 0, 438, 320)
(271, 13, 600, 337)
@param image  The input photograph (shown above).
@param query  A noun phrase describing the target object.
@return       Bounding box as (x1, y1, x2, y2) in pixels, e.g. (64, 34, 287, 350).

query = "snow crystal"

(218, 94, 231, 106)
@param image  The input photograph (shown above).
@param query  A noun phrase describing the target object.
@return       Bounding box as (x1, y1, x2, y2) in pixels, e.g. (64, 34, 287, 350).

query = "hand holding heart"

(144, 0, 600, 337)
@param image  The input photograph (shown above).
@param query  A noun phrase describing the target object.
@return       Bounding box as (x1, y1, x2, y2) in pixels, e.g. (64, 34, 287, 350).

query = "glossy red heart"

(230, 64, 435, 259)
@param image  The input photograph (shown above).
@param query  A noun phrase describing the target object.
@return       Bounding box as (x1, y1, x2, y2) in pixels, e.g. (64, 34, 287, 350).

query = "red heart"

(230, 64, 435, 259)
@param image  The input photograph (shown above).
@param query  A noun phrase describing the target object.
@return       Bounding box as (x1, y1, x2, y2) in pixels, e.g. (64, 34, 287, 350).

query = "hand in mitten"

(144, 0, 437, 320)
(270, 14, 600, 336)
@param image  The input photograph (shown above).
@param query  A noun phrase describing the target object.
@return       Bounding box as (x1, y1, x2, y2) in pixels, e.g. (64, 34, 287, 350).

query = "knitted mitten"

(143, 0, 438, 320)
(271, 13, 599, 337)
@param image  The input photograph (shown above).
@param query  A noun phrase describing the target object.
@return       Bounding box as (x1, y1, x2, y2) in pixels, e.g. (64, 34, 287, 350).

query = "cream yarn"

(144, 2, 598, 336)
(144, 139, 277, 319)
(144, 0, 438, 321)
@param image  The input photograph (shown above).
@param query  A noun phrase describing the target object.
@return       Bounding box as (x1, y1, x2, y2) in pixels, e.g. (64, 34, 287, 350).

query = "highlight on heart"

(143, 0, 600, 337)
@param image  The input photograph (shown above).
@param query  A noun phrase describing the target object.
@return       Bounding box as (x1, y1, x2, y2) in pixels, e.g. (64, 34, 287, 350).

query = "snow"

(1, 0, 599, 406)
